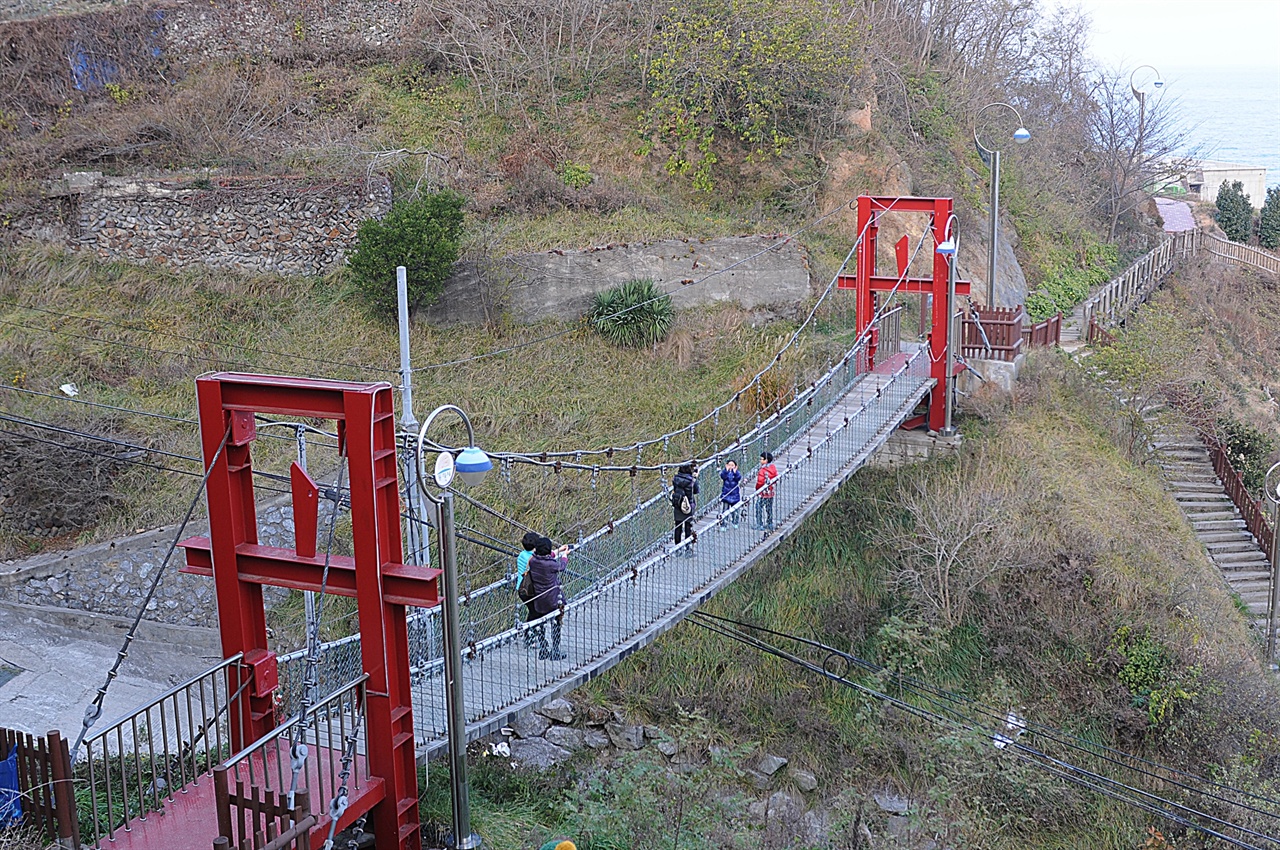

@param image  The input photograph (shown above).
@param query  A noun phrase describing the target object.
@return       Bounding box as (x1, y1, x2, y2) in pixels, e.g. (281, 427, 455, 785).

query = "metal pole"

(397, 265, 427, 567)
(940, 249, 958, 438)
(987, 148, 1000, 308)
(1269, 498, 1279, 665)
(438, 493, 481, 849)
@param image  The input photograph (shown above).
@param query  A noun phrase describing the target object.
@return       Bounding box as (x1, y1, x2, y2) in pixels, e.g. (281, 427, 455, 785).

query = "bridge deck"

(412, 359, 935, 754)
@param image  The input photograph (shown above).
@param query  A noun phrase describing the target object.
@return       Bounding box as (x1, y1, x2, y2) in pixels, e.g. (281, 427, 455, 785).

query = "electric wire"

(689, 612, 1280, 845)
(0, 298, 393, 375)
(0, 316, 267, 373)
(0, 411, 200, 463)
(696, 611, 1280, 823)
(689, 615, 1269, 849)
(405, 194, 870, 375)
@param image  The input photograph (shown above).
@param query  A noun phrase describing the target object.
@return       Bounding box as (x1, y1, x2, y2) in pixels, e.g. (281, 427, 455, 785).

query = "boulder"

(605, 723, 645, 750)
(790, 768, 818, 792)
(757, 753, 788, 776)
(537, 698, 576, 724)
(510, 712, 551, 739)
(509, 737, 571, 771)
(583, 729, 610, 750)
(544, 726, 584, 752)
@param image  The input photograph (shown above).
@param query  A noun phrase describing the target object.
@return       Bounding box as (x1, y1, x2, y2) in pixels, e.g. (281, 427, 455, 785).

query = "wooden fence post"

(47, 730, 80, 850)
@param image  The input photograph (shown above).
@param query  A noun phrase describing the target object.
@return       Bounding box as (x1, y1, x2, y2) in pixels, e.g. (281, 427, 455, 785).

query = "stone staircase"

(1149, 422, 1273, 631)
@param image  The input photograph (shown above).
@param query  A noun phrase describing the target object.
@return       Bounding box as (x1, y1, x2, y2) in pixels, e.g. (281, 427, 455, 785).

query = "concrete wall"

(1190, 162, 1269, 210)
(58, 172, 392, 275)
(0, 502, 299, 627)
(428, 236, 812, 324)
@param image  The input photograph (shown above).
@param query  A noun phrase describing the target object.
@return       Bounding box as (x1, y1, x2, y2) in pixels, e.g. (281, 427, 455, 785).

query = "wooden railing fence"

(214, 767, 316, 850)
(960, 307, 1061, 362)
(0, 728, 80, 848)
(1204, 234, 1280, 275)
(1081, 229, 1201, 333)
(1203, 438, 1276, 566)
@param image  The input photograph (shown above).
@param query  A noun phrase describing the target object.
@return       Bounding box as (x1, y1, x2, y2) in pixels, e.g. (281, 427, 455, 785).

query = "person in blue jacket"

(515, 530, 540, 647)
(718, 459, 742, 529)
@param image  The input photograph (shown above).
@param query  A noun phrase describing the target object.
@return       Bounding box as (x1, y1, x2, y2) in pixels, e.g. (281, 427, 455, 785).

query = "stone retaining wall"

(0, 502, 299, 627)
(64, 173, 392, 275)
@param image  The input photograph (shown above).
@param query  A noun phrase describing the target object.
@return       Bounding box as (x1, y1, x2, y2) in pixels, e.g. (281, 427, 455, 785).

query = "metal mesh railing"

(275, 310, 927, 746)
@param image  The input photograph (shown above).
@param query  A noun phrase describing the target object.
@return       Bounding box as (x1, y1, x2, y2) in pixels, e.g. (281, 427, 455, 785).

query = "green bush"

(1258, 186, 1280, 251)
(586, 279, 674, 347)
(1025, 241, 1119, 320)
(1220, 417, 1275, 498)
(346, 191, 465, 319)
(1215, 180, 1253, 243)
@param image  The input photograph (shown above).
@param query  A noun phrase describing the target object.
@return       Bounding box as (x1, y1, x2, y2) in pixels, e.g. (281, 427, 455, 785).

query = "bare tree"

(1089, 66, 1206, 241)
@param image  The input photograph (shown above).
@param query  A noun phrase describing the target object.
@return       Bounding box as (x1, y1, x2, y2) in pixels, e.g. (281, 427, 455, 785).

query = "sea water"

(1163, 64, 1280, 190)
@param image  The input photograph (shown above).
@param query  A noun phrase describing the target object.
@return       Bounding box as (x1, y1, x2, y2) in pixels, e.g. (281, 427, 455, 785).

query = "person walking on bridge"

(719, 459, 742, 529)
(672, 463, 699, 556)
(515, 530, 540, 647)
(755, 451, 777, 531)
(528, 537, 568, 661)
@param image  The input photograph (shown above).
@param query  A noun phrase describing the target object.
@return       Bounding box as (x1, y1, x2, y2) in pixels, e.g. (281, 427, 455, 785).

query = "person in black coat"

(672, 463, 699, 556)
(527, 537, 568, 660)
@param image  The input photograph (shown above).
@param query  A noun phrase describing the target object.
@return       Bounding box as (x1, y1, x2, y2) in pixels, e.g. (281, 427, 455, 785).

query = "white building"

(1185, 160, 1268, 209)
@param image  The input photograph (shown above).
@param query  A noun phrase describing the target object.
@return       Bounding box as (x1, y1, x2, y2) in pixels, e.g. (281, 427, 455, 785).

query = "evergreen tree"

(347, 191, 466, 319)
(1259, 186, 1280, 251)
(1214, 180, 1253, 243)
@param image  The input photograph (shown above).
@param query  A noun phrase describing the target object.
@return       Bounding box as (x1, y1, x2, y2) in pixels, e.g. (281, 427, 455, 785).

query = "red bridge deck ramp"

(97, 740, 376, 850)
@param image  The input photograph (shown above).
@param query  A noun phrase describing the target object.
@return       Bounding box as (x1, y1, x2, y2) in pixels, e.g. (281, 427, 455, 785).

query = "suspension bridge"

(42, 195, 955, 850)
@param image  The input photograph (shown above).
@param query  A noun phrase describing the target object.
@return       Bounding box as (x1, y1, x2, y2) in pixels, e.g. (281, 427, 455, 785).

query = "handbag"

(517, 570, 534, 602)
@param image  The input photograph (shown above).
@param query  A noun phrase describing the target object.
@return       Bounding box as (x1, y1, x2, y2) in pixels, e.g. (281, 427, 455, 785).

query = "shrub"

(1258, 186, 1280, 251)
(1215, 180, 1253, 243)
(346, 191, 465, 319)
(586, 279, 674, 347)
(1219, 417, 1275, 498)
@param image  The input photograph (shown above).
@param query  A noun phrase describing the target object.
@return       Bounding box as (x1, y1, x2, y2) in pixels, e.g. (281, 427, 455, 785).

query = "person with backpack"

(515, 530, 541, 647)
(755, 451, 778, 531)
(528, 536, 569, 660)
(672, 462, 699, 555)
(718, 459, 743, 529)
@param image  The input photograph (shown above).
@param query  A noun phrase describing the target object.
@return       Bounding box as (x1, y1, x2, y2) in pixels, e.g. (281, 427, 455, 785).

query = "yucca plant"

(586, 278, 674, 347)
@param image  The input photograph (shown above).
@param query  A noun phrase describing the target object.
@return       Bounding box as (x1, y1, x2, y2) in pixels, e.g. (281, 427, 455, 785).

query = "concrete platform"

(0, 601, 220, 739)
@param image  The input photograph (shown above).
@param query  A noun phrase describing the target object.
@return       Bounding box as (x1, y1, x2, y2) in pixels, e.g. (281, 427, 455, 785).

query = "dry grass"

(0, 243, 847, 563)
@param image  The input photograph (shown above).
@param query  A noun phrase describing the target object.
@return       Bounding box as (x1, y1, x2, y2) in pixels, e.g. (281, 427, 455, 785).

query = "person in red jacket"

(754, 451, 777, 531)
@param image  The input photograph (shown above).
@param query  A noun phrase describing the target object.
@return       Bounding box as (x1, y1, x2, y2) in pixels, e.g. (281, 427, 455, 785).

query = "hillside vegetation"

(4, 2, 1278, 848)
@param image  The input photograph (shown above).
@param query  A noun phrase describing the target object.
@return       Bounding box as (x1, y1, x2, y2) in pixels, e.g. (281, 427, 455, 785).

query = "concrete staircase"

(1149, 423, 1273, 632)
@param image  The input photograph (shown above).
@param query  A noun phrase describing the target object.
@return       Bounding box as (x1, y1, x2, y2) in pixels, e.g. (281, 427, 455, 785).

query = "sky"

(1063, 0, 1280, 70)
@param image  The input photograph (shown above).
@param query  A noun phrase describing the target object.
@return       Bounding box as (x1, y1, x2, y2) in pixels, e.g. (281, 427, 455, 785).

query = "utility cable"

(407, 193, 872, 375)
(71, 423, 233, 763)
(0, 411, 201, 463)
(689, 613, 1271, 849)
(0, 298, 392, 375)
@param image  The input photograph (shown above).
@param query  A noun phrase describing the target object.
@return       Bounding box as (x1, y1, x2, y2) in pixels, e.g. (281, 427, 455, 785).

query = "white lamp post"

(417, 405, 492, 850)
(973, 102, 1031, 307)
(1129, 64, 1164, 161)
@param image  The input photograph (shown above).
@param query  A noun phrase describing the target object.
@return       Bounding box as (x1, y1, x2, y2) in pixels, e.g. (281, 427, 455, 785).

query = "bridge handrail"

(275, 306, 905, 698)
(218, 674, 369, 830)
(79, 652, 247, 844)
(446, 346, 931, 665)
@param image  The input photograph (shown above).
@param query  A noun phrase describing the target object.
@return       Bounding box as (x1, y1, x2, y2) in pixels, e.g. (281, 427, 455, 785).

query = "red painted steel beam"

(179, 539, 442, 607)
